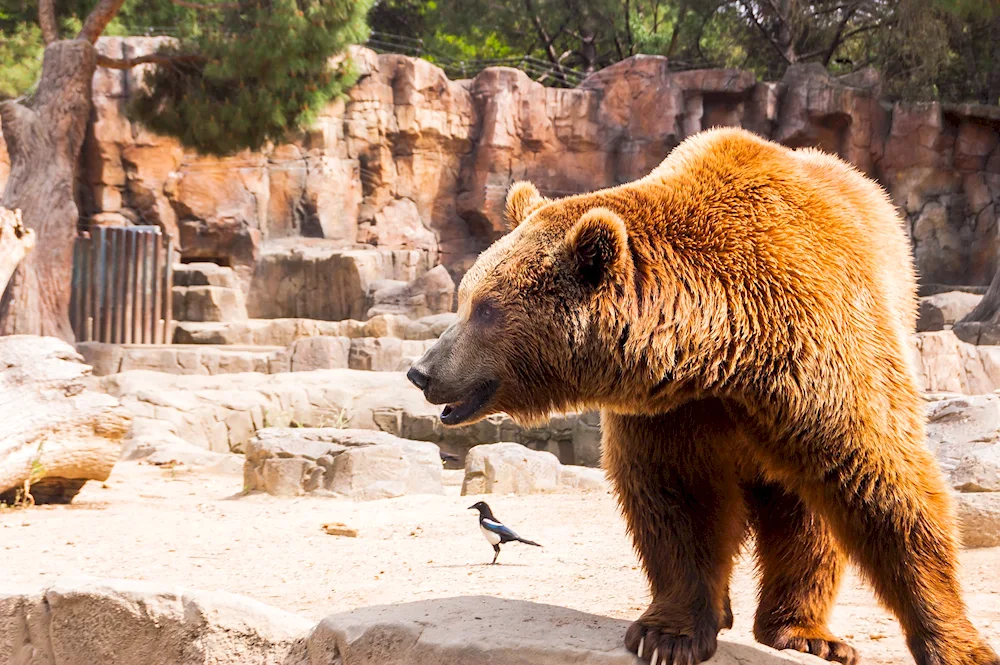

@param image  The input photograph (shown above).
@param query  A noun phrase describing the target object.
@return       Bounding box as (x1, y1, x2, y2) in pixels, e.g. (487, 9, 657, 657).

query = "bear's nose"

(406, 365, 430, 391)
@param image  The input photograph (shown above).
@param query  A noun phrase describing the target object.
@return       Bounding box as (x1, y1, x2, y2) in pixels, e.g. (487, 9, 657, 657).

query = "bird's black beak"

(468, 504, 477, 510)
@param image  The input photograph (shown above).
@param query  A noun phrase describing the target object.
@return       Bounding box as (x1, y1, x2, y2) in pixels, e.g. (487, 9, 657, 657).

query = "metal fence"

(70, 226, 174, 344)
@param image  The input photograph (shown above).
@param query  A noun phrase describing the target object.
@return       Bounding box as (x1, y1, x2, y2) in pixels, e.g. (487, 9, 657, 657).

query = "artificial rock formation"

(3, 39, 997, 304)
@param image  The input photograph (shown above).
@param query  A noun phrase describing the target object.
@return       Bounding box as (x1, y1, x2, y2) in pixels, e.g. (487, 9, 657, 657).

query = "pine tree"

(0, 0, 371, 339)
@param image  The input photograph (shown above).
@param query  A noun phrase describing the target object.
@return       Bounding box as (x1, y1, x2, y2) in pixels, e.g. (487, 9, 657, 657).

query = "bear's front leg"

(603, 402, 748, 665)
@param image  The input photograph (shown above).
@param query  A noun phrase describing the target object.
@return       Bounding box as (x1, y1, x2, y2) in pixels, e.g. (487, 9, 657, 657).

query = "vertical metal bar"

(122, 230, 134, 345)
(107, 228, 118, 344)
(101, 227, 114, 343)
(151, 231, 162, 344)
(89, 228, 101, 343)
(117, 228, 129, 344)
(136, 231, 147, 344)
(163, 237, 174, 345)
(79, 234, 91, 342)
(69, 239, 80, 339)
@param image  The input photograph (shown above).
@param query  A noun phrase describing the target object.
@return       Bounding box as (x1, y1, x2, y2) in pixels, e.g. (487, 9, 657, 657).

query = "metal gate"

(70, 226, 174, 344)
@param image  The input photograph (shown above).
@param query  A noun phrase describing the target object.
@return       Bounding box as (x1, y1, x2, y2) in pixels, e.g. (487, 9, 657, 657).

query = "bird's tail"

(517, 537, 542, 547)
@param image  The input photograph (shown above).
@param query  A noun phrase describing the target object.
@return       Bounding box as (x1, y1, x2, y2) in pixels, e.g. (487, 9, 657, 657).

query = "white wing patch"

(480, 524, 502, 545)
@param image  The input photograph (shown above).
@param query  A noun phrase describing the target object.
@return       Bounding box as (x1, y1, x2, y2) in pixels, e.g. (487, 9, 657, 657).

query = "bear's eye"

(474, 300, 498, 324)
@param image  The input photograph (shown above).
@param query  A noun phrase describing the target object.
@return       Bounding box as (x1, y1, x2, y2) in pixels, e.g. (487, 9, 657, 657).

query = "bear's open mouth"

(439, 379, 499, 426)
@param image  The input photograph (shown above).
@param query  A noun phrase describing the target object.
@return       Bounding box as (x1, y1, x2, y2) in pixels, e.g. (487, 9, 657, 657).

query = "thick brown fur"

(409, 127, 999, 665)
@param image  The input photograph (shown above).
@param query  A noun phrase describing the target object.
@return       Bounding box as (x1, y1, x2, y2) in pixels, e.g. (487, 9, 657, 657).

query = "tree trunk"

(954, 264, 1000, 344)
(0, 207, 35, 295)
(0, 40, 97, 342)
(0, 335, 130, 505)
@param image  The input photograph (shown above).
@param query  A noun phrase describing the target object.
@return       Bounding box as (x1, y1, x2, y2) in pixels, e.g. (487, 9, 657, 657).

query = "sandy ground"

(2, 462, 999, 664)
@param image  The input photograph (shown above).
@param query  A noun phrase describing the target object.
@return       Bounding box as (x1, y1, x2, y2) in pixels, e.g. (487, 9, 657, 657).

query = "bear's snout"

(406, 365, 430, 391)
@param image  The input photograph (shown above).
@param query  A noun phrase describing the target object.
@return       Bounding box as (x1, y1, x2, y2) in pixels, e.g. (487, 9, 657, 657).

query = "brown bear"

(407, 127, 999, 665)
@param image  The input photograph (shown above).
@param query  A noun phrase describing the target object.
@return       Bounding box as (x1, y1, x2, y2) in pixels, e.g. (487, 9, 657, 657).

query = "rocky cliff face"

(1, 39, 999, 303)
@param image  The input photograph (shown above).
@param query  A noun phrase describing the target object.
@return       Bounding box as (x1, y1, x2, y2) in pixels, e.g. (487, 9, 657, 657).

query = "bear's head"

(407, 181, 636, 426)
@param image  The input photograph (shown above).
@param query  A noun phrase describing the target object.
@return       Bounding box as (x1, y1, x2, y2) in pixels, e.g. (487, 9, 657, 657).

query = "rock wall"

(1, 39, 999, 299)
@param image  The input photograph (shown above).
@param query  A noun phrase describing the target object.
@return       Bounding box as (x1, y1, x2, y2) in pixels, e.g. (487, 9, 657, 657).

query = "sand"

(2, 462, 998, 664)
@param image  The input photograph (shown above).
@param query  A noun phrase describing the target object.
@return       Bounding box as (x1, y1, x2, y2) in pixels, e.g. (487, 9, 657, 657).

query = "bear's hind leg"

(744, 481, 857, 665)
(603, 400, 747, 665)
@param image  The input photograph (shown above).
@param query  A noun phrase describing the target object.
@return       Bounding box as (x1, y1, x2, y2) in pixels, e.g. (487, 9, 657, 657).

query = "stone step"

(78, 335, 437, 376)
(172, 285, 248, 323)
(99, 368, 601, 466)
(172, 313, 454, 345)
(172, 261, 241, 289)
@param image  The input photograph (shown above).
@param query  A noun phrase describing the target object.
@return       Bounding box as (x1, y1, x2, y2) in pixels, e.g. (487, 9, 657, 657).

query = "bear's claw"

(759, 628, 858, 665)
(627, 621, 718, 665)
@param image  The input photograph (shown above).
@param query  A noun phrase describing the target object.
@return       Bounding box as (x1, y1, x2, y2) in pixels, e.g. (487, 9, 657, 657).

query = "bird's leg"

(492, 544, 500, 565)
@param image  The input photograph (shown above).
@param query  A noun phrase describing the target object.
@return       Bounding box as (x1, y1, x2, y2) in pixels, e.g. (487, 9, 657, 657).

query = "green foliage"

(370, 0, 998, 103)
(0, 22, 43, 99)
(1, 0, 371, 153)
(130, 0, 372, 155)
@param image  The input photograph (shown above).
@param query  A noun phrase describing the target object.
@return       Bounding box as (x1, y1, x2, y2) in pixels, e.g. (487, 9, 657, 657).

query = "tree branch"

(38, 0, 59, 45)
(822, 2, 860, 66)
(78, 0, 128, 43)
(96, 52, 207, 70)
(739, 0, 791, 63)
(169, 0, 239, 10)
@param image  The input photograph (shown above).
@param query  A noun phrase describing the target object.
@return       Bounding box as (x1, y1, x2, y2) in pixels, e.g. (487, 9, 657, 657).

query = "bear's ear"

(503, 181, 547, 230)
(565, 208, 629, 290)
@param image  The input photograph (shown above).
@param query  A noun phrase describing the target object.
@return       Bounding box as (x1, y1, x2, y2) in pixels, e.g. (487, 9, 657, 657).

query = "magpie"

(468, 501, 541, 564)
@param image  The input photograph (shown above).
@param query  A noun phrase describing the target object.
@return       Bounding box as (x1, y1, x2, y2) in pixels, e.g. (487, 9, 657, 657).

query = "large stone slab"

(0, 578, 311, 665)
(304, 596, 821, 665)
(243, 427, 443, 498)
(0, 581, 824, 665)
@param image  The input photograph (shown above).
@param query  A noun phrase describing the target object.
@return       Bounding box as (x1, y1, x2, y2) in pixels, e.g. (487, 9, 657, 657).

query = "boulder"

(0, 578, 311, 665)
(243, 427, 443, 498)
(172, 262, 242, 289)
(951, 446, 1000, 492)
(559, 465, 608, 490)
(912, 330, 1000, 394)
(462, 442, 561, 495)
(917, 291, 983, 332)
(0, 336, 131, 504)
(245, 243, 432, 321)
(924, 393, 1000, 474)
(303, 596, 821, 665)
(288, 336, 351, 371)
(917, 298, 946, 332)
(955, 492, 1000, 549)
(172, 285, 248, 323)
(122, 418, 242, 473)
(365, 264, 456, 320)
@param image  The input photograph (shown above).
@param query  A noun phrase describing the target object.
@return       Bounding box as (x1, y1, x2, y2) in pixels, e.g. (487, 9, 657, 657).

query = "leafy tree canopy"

(1, 0, 372, 154)
(368, 0, 999, 104)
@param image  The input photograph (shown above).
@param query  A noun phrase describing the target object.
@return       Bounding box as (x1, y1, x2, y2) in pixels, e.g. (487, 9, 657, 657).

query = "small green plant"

(2, 445, 46, 509)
